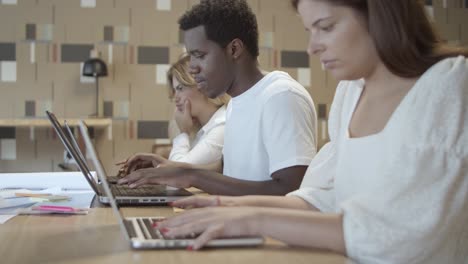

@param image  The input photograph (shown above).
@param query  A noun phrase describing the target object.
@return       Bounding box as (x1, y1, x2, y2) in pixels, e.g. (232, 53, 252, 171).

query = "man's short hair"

(179, 0, 259, 58)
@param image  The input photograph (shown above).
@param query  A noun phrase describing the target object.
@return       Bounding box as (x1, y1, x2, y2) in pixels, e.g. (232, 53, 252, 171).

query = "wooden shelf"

(0, 118, 113, 140)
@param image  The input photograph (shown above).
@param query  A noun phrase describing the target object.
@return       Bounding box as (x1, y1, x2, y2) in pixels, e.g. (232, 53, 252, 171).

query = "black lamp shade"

(82, 58, 108, 77)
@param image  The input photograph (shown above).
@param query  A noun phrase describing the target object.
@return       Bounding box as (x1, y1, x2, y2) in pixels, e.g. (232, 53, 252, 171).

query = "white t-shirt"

(169, 105, 226, 165)
(223, 71, 317, 181)
(288, 56, 468, 264)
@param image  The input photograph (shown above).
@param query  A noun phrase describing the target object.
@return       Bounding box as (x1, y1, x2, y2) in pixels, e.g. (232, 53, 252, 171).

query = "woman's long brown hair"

(291, 0, 468, 78)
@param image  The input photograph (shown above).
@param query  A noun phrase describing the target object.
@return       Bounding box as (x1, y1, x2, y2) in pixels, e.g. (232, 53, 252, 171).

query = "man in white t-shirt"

(118, 0, 317, 195)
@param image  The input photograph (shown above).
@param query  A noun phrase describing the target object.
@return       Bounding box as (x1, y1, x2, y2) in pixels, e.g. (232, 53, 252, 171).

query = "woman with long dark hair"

(153, 1, 467, 262)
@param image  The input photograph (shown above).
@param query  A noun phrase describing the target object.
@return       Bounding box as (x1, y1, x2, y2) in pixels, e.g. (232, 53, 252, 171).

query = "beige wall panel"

(36, 138, 67, 172)
(447, 8, 468, 25)
(186, 0, 258, 16)
(444, 0, 463, 8)
(10, 0, 36, 7)
(49, 63, 80, 82)
(433, 5, 448, 23)
(16, 6, 53, 24)
(325, 71, 339, 99)
(257, 13, 274, 49)
(37, 0, 114, 8)
(113, 64, 137, 85)
(169, 46, 187, 63)
(95, 135, 115, 175)
(63, 83, 97, 117)
(114, 139, 155, 156)
(258, 48, 273, 70)
(36, 62, 57, 83)
(95, 43, 126, 66)
(65, 24, 95, 43)
(52, 24, 66, 43)
(93, 7, 130, 26)
(274, 15, 308, 51)
(112, 44, 127, 65)
(52, 64, 96, 117)
(308, 58, 328, 104)
(258, 0, 295, 17)
(15, 128, 36, 160)
(35, 43, 51, 64)
(55, 7, 98, 29)
(245, 0, 259, 13)
(15, 44, 36, 86)
(115, 0, 157, 8)
(109, 120, 128, 142)
(188, 0, 201, 8)
(130, 64, 156, 87)
(130, 82, 171, 120)
(435, 23, 461, 41)
(0, 7, 18, 41)
(101, 81, 130, 101)
(276, 67, 297, 81)
(13, 82, 53, 109)
(132, 9, 179, 46)
(461, 24, 468, 44)
(0, 87, 18, 118)
(127, 24, 142, 45)
(0, 160, 54, 173)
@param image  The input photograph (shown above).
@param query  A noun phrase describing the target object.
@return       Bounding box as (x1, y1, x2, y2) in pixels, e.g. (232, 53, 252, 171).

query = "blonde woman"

(117, 55, 229, 171)
(167, 54, 229, 164)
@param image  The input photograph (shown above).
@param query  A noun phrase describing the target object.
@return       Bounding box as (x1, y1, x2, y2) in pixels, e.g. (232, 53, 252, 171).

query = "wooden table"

(0, 206, 350, 264)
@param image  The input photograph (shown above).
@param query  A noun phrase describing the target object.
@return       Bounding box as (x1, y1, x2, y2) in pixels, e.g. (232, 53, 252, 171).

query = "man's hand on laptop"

(115, 153, 178, 176)
(116, 153, 193, 177)
(117, 167, 194, 189)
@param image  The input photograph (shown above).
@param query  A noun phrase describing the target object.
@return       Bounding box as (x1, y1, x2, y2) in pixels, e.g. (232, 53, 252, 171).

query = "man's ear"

(228, 38, 244, 59)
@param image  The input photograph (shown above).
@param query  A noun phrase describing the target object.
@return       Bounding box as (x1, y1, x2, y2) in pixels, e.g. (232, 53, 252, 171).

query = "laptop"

(91, 131, 265, 249)
(45, 110, 193, 205)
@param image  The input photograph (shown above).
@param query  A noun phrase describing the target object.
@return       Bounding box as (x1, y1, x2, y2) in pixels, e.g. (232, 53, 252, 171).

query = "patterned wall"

(0, 0, 466, 173)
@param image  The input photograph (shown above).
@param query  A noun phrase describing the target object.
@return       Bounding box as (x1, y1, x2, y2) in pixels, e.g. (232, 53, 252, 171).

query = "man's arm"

(120, 165, 307, 195)
(192, 165, 307, 195)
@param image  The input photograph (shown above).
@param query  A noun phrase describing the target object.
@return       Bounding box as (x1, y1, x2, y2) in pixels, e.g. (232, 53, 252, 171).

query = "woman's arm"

(169, 125, 224, 165)
(158, 206, 345, 253)
(171, 195, 319, 211)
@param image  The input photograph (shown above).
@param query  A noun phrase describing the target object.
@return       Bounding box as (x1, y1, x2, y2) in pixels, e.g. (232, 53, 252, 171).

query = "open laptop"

(45, 110, 193, 205)
(90, 130, 264, 249)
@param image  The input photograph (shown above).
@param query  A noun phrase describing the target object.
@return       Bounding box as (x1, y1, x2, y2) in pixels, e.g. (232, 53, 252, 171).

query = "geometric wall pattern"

(0, 0, 466, 172)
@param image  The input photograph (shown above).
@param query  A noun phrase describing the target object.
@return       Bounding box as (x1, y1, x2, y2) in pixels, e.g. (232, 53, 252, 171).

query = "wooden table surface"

(0, 205, 350, 264)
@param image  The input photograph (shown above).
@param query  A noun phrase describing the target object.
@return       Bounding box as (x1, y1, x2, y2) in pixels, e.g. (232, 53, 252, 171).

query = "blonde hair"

(167, 54, 230, 106)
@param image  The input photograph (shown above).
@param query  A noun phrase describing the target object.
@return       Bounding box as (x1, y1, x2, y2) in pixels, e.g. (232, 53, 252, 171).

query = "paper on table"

(0, 197, 36, 210)
(0, 189, 30, 198)
(0, 172, 95, 190)
(35, 192, 95, 209)
(0, 215, 16, 224)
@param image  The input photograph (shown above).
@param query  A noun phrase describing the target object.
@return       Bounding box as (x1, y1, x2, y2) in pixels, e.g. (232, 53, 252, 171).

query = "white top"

(169, 105, 226, 165)
(223, 71, 317, 181)
(288, 56, 468, 264)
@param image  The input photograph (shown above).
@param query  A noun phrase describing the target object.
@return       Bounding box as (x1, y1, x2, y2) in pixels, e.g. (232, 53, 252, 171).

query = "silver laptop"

(89, 124, 264, 249)
(45, 110, 193, 205)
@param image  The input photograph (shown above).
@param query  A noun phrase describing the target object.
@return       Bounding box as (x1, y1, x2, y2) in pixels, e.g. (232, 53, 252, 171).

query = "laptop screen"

(45, 111, 101, 195)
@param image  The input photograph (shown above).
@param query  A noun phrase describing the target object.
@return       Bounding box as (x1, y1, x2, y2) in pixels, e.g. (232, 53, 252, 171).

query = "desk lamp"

(82, 58, 108, 117)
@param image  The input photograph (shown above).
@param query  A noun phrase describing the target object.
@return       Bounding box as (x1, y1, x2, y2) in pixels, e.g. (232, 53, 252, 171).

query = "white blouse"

(288, 56, 468, 264)
(169, 106, 226, 165)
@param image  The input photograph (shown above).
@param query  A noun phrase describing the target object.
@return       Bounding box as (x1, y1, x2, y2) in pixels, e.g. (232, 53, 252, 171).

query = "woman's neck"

(195, 103, 221, 127)
(363, 62, 418, 99)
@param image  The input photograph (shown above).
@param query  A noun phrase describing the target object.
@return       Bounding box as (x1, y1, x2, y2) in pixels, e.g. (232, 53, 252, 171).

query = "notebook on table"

(45, 110, 193, 205)
(92, 134, 265, 249)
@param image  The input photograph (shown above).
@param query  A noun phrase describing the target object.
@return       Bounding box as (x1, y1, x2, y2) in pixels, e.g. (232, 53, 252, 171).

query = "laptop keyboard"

(111, 184, 161, 196)
(124, 217, 197, 240)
